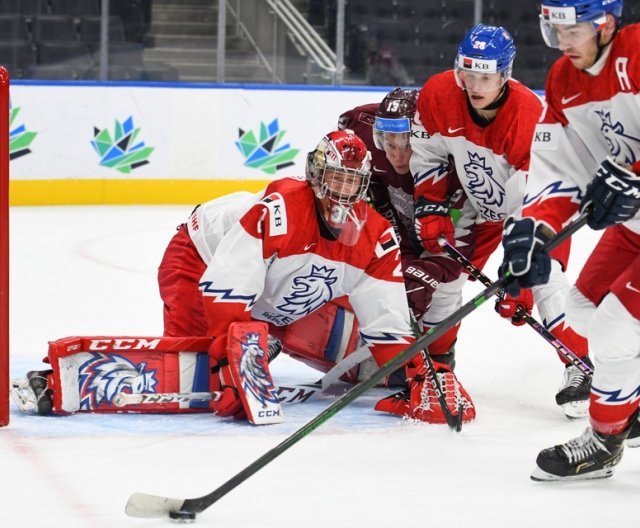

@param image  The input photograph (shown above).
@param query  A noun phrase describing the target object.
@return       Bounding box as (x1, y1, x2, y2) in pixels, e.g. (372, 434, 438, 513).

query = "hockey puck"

(169, 510, 197, 523)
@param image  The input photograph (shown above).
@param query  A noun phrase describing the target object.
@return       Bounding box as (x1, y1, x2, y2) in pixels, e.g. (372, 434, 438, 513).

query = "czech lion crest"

(78, 353, 158, 410)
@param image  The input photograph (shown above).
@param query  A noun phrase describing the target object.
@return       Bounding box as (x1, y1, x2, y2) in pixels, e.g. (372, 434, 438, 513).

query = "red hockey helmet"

(306, 129, 372, 207)
(306, 130, 372, 245)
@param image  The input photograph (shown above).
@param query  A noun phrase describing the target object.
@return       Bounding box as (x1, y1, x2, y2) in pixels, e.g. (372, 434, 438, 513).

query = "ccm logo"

(89, 338, 161, 351)
(258, 409, 281, 417)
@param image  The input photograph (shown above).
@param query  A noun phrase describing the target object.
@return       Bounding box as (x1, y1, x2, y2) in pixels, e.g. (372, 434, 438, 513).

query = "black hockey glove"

(499, 218, 552, 297)
(581, 158, 640, 230)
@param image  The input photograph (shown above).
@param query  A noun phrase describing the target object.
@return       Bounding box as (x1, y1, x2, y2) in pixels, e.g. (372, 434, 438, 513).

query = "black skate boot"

(531, 410, 638, 481)
(626, 414, 640, 448)
(267, 335, 282, 362)
(27, 370, 54, 416)
(555, 356, 593, 419)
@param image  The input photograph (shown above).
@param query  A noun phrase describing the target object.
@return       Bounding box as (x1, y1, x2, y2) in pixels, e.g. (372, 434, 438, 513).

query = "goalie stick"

(124, 212, 589, 521)
(437, 236, 593, 377)
(114, 344, 372, 407)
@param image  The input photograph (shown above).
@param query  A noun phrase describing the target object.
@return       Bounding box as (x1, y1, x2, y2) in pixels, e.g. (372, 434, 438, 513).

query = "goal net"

(1, 66, 9, 427)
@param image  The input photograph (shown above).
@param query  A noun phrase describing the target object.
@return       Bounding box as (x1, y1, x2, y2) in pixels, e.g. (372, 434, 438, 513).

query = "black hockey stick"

(437, 233, 593, 377)
(124, 212, 588, 521)
(409, 314, 464, 432)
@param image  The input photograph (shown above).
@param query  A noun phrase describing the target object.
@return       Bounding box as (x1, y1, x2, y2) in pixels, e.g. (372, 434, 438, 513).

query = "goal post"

(0, 66, 9, 427)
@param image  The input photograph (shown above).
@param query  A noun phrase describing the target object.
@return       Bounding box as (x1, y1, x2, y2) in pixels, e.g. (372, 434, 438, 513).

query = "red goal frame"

(0, 66, 9, 427)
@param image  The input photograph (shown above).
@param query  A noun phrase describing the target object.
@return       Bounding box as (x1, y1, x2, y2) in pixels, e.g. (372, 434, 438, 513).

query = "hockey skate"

(374, 347, 460, 420)
(411, 367, 475, 424)
(555, 356, 593, 419)
(10, 370, 54, 416)
(531, 411, 638, 482)
(625, 414, 640, 448)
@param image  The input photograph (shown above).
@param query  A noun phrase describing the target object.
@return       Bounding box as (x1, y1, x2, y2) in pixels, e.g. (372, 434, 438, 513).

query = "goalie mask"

(454, 24, 516, 94)
(539, 0, 622, 49)
(306, 130, 372, 245)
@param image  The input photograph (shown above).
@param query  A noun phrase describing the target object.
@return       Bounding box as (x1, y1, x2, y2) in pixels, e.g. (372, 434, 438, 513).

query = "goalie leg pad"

(32, 336, 214, 414)
(220, 322, 284, 425)
(278, 297, 362, 383)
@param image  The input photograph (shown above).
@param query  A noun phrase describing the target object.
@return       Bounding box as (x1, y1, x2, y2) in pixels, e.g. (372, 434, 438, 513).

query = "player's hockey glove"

(403, 259, 443, 319)
(414, 197, 454, 254)
(499, 217, 553, 297)
(581, 157, 640, 230)
(495, 289, 533, 326)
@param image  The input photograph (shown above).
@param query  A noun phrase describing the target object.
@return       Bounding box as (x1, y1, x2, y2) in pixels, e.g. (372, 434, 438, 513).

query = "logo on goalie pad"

(239, 333, 281, 407)
(227, 328, 284, 425)
(79, 353, 158, 410)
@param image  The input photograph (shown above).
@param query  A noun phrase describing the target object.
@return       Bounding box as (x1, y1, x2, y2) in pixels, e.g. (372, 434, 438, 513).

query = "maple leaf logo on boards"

(235, 118, 299, 174)
(9, 99, 37, 160)
(91, 116, 154, 173)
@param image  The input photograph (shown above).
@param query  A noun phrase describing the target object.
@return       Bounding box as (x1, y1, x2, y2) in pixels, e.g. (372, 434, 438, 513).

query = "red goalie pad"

(46, 336, 215, 414)
(275, 297, 362, 383)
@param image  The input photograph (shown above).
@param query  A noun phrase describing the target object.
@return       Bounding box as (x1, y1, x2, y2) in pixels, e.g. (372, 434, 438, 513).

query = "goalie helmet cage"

(0, 67, 9, 427)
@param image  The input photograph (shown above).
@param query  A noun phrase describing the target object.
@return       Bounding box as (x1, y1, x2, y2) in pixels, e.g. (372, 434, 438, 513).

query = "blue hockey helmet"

(454, 24, 516, 93)
(539, 0, 623, 48)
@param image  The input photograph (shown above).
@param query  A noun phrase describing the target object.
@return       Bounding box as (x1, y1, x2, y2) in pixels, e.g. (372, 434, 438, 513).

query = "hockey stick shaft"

(437, 236, 593, 377)
(125, 212, 588, 519)
(114, 382, 326, 407)
(114, 391, 222, 406)
(117, 346, 372, 408)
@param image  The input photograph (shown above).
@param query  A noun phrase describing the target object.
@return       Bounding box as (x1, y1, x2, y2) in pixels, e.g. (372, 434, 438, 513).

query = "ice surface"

(3, 205, 638, 527)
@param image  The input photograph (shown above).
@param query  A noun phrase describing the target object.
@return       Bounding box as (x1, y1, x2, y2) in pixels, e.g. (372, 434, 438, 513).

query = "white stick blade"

(125, 492, 185, 518)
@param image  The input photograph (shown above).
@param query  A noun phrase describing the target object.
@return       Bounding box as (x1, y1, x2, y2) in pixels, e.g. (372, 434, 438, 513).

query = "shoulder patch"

(531, 124, 561, 151)
(261, 192, 287, 236)
(374, 227, 399, 258)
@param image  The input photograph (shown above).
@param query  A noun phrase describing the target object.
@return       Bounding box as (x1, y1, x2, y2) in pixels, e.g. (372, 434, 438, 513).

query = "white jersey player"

(13, 130, 416, 424)
(401, 23, 591, 424)
(498, 0, 640, 480)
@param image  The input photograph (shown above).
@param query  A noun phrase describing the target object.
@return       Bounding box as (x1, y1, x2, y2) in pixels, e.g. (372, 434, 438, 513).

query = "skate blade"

(625, 437, 640, 448)
(561, 400, 589, 419)
(530, 466, 614, 482)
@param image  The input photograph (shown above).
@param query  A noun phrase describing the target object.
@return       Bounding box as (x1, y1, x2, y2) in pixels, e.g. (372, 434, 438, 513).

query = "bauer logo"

(9, 99, 37, 160)
(91, 116, 154, 173)
(235, 118, 299, 174)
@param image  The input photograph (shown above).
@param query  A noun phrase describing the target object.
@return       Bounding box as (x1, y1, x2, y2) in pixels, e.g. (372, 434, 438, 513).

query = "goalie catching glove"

(375, 357, 475, 424)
